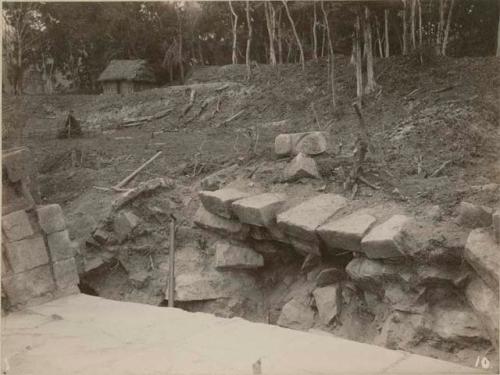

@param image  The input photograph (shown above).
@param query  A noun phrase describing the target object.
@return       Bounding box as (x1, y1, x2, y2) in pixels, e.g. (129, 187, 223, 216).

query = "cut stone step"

(199, 188, 252, 219)
(465, 276, 499, 349)
(193, 206, 249, 240)
(215, 241, 264, 269)
(317, 212, 376, 252)
(232, 193, 286, 227)
(360, 215, 416, 259)
(464, 228, 500, 292)
(276, 194, 347, 255)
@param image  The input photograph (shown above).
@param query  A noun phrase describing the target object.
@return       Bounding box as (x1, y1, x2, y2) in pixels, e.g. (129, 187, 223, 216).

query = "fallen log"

(216, 110, 244, 128)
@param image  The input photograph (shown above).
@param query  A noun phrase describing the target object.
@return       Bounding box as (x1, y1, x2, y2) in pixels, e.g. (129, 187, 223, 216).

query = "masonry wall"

(2, 148, 80, 311)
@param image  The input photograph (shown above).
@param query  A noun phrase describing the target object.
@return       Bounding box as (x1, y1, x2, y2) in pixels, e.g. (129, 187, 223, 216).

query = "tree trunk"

(364, 7, 377, 94)
(442, 0, 455, 56)
(418, 0, 423, 48)
(229, 0, 238, 64)
(264, 2, 277, 66)
(375, 14, 384, 58)
(402, 0, 408, 55)
(321, 22, 326, 58)
(282, 0, 305, 70)
(355, 11, 363, 107)
(436, 0, 445, 55)
(177, 9, 184, 83)
(277, 8, 283, 64)
(245, 0, 252, 80)
(497, 11, 500, 57)
(312, 1, 318, 62)
(384, 9, 390, 57)
(321, 1, 336, 109)
(411, 0, 416, 50)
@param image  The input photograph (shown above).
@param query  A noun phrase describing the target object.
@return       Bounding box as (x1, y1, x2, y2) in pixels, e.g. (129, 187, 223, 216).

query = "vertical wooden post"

(384, 9, 390, 57)
(168, 217, 176, 307)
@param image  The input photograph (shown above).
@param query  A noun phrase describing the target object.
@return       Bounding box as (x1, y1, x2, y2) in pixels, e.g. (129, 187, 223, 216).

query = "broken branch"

(114, 151, 162, 189)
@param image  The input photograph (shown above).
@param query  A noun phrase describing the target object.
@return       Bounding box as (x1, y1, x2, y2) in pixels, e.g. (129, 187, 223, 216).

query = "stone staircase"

(190, 186, 499, 355)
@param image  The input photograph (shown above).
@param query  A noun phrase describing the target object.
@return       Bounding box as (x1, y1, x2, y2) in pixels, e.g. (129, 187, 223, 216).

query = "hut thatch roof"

(98, 60, 156, 83)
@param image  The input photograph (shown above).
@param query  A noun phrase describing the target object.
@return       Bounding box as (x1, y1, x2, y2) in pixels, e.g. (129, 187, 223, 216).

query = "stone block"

(53, 258, 79, 289)
(282, 153, 321, 182)
(1, 265, 55, 305)
(360, 215, 415, 259)
(464, 228, 499, 292)
(47, 230, 78, 261)
(232, 193, 286, 227)
(2, 210, 34, 242)
(172, 271, 256, 302)
(2, 147, 29, 182)
(456, 202, 492, 228)
(215, 241, 264, 269)
(313, 285, 342, 325)
(4, 236, 49, 273)
(37, 204, 66, 234)
(93, 229, 110, 245)
(113, 211, 140, 243)
(199, 188, 252, 219)
(277, 194, 347, 255)
(277, 298, 315, 330)
(274, 132, 328, 157)
(318, 212, 376, 252)
(465, 277, 499, 349)
(193, 206, 249, 240)
(249, 224, 289, 243)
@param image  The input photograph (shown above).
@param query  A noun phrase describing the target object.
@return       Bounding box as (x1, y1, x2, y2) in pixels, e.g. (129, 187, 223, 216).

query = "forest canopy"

(2, 0, 499, 94)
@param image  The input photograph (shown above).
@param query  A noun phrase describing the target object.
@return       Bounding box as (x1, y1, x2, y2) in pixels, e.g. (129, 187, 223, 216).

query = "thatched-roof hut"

(98, 59, 156, 95)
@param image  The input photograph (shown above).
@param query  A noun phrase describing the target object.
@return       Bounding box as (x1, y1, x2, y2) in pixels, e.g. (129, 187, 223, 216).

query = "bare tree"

(354, 10, 363, 107)
(277, 6, 283, 64)
(441, 0, 455, 56)
(176, 5, 184, 83)
(436, 0, 445, 55)
(228, 0, 238, 64)
(497, 11, 500, 57)
(364, 7, 377, 94)
(375, 14, 384, 58)
(320, 1, 336, 109)
(264, 2, 277, 66)
(411, 0, 416, 50)
(418, 0, 423, 48)
(384, 9, 390, 57)
(402, 0, 408, 55)
(312, 1, 318, 62)
(282, 0, 305, 70)
(245, 0, 253, 80)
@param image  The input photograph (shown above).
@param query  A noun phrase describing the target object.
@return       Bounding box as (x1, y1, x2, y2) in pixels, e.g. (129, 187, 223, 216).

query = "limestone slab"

(37, 204, 66, 234)
(4, 236, 49, 273)
(360, 215, 415, 259)
(199, 188, 252, 219)
(313, 285, 341, 325)
(47, 230, 78, 261)
(232, 193, 286, 227)
(318, 212, 376, 252)
(215, 241, 264, 269)
(1, 265, 55, 305)
(53, 258, 79, 289)
(193, 205, 249, 240)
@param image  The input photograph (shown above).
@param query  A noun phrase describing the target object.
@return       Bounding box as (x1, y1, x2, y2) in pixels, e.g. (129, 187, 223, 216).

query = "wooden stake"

(114, 151, 162, 190)
(168, 217, 176, 308)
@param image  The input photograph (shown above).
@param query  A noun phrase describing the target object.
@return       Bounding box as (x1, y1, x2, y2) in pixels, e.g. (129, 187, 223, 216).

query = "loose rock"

(215, 241, 264, 269)
(282, 153, 320, 182)
(113, 211, 140, 243)
(464, 228, 499, 292)
(313, 285, 342, 325)
(277, 298, 315, 330)
(456, 202, 492, 228)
